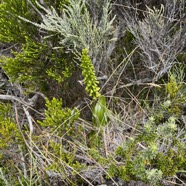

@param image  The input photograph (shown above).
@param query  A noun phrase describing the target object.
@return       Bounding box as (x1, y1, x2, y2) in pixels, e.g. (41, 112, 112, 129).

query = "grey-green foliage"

(116, 113, 186, 185)
(19, 0, 117, 72)
(124, 0, 186, 81)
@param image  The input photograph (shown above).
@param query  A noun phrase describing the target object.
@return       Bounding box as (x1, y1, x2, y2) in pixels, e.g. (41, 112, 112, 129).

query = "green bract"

(93, 96, 108, 127)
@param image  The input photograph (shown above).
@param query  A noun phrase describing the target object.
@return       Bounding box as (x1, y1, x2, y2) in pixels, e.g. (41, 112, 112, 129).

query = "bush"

(0, 0, 185, 185)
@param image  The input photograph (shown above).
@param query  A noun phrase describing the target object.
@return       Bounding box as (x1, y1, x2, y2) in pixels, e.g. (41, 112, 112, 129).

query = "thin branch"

(0, 93, 43, 107)
(23, 106, 34, 134)
(118, 79, 161, 89)
(0, 94, 31, 106)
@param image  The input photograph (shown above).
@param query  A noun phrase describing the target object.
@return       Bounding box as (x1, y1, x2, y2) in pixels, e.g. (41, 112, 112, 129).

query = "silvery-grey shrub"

(116, 0, 186, 82)
(20, 0, 186, 81)
(20, 0, 121, 74)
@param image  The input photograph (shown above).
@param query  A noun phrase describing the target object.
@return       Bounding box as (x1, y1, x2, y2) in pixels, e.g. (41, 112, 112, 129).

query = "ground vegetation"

(0, 0, 185, 185)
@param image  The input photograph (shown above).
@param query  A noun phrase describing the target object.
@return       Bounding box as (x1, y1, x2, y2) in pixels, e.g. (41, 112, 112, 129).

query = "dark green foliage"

(0, 0, 73, 93)
(0, 0, 69, 43)
(0, 103, 20, 152)
(115, 111, 185, 185)
(0, 37, 74, 91)
(0, 103, 25, 186)
(0, 0, 185, 185)
(0, 0, 39, 43)
(38, 97, 79, 136)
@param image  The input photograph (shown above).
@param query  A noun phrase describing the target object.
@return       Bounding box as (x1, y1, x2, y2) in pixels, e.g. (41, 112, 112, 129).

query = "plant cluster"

(0, 0, 185, 185)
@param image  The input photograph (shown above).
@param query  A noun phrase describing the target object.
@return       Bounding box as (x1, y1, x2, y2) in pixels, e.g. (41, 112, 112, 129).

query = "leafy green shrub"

(0, 0, 69, 43)
(0, 102, 21, 155)
(0, 102, 24, 186)
(0, 0, 73, 94)
(165, 65, 186, 116)
(35, 97, 92, 185)
(115, 109, 186, 185)
(38, 97, 79, 136)
(0, 37, 74, 91)
(0, 0, 39, 43)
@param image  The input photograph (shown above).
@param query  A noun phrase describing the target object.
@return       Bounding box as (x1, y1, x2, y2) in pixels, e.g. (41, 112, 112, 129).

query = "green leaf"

(93, 96, 108, 127)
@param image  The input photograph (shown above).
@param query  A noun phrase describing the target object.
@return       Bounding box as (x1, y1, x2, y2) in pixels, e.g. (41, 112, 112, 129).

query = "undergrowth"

(0, 0, 185, 185)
